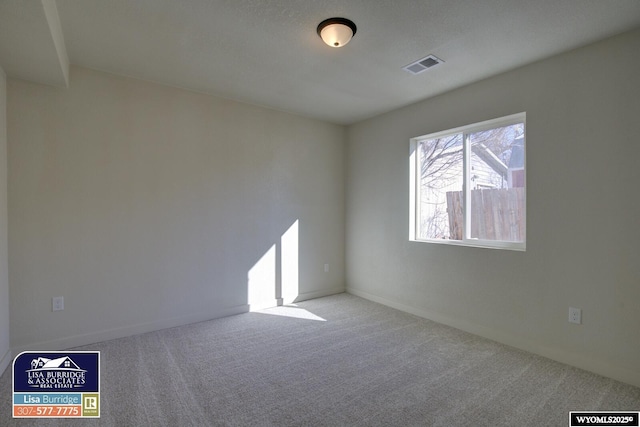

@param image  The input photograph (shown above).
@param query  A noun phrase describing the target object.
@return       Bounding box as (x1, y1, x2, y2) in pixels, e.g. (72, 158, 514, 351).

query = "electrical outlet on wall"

(568, 307, 581, 324)
(52, 296, 64, 312)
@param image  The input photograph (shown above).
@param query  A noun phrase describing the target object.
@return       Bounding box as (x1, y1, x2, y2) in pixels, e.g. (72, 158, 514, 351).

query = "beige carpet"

(1, 293, 639, 426)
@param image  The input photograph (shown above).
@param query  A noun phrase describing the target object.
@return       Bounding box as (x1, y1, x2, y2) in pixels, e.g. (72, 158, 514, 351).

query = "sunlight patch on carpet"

(257, 304, 326, 321)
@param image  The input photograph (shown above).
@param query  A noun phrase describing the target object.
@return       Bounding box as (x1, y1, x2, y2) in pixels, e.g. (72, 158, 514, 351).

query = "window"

(410, 113, 525, 250)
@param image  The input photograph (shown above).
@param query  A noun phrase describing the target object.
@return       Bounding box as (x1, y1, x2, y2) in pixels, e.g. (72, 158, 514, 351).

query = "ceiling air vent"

(403, 54, 444, 75)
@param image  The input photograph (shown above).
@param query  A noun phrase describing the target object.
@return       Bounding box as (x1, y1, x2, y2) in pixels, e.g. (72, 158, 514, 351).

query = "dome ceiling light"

(317, 17, 357, 48)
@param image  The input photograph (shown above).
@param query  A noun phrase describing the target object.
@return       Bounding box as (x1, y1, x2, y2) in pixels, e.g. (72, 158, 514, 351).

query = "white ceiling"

(2, 0, 640, 125)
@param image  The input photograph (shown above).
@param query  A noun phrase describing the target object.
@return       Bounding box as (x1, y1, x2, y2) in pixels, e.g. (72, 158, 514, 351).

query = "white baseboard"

(11, 303, 249, 356)
(255, 287, 346, 309)
(347, 287, 640, 388)
(9, 288, 346, 356)
(249, 299, 280, 312)
(0, 347, 11, 378)
(293, 287, 345, 303)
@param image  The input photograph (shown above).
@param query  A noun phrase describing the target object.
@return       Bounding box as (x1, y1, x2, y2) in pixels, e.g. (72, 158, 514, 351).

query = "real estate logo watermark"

(12, 351, 100, 418)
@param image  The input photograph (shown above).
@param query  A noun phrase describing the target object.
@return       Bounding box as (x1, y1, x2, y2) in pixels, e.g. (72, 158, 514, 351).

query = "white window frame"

(409, 112, 526, 251)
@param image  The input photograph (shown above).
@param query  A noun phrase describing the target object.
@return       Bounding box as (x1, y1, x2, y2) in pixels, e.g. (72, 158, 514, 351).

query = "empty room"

(0, 1, 639, 425)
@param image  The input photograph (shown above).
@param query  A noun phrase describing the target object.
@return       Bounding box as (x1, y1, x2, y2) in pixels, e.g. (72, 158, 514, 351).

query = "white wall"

(8, 66, 345, 351)
(0, 66, 9, 375)
(346, 28, 640, 387)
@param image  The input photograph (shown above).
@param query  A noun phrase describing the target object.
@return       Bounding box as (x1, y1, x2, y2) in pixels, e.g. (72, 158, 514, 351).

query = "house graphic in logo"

(29, 356, 84, 372)
(24, 355, 88, 389)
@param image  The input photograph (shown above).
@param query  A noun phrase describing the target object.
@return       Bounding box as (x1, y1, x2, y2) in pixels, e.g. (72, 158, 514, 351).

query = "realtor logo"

(85, 396, 97, 409)
(83, 393, 99, 417)
(13, 351, 100, 418)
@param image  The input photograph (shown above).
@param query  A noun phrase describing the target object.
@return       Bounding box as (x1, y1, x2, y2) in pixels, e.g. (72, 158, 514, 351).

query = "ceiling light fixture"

(317, 17, 357, 48)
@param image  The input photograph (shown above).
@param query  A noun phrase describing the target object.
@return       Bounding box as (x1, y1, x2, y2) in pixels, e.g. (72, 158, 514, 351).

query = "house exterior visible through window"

(410, 113, 526, 251)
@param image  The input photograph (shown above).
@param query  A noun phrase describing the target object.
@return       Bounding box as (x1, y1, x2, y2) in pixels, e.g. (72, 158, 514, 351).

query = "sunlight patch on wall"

(248, 244, 276, 311)
(281, 220, 299, 305)
(247, 220, 300, 311)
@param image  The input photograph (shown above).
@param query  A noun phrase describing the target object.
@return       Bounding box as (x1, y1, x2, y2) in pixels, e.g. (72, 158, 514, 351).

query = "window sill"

(410, 237, 526, 252)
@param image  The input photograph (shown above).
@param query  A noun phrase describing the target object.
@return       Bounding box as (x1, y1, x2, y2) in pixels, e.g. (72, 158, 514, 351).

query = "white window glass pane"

(418, 134, 463, 240)
(468, 124, 525, 242)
